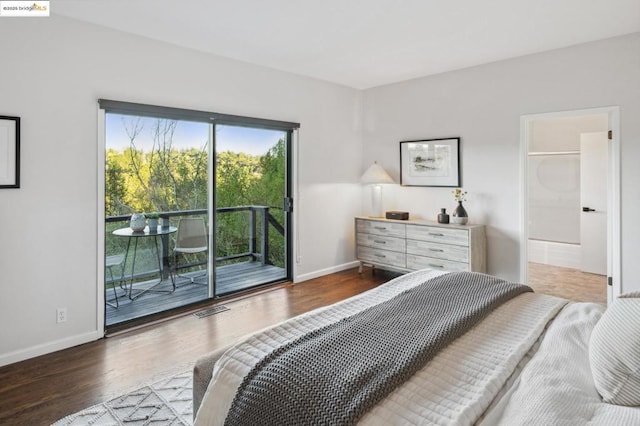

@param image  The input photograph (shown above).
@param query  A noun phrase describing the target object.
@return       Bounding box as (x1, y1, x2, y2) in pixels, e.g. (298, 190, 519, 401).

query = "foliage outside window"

(105, 115, 286, 268)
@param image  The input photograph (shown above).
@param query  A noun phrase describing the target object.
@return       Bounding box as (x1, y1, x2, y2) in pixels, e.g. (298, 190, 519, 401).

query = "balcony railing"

(105, 206, 284, 280)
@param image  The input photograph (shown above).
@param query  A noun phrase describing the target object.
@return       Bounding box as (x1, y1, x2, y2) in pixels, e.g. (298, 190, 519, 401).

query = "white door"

(580, 132, 607, 275)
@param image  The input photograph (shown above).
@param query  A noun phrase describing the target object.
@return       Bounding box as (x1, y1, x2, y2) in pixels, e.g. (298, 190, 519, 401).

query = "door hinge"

(608, 130, 613, 140)
(284, 197, 293, 213)
(607, 276, 613, 286)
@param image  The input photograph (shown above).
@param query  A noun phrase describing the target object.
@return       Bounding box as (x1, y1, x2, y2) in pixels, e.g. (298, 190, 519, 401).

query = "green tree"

(105, 149, 128, 215)
(252, 139, 286, 266)
(105, 118, 209, 216)
(253, 139, 285, 207)
(105, 118, 287, 268)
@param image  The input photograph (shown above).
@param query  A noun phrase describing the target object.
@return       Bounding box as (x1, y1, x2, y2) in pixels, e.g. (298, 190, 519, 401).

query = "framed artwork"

(400, 137, 460, 187)
(0, 116, 20, 188)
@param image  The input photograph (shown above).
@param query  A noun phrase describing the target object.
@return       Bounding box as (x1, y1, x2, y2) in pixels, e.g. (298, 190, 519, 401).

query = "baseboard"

(528, 239, 581, 269)
(294, 260, 360, 283)
(0, 330, 102, 367)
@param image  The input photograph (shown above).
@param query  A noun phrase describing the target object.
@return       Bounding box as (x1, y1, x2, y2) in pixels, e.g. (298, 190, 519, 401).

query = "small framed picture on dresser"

(400, 137, 460, 187)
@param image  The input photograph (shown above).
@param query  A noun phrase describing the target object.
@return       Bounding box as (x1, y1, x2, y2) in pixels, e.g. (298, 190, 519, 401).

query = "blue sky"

(106, 114, 284, 156)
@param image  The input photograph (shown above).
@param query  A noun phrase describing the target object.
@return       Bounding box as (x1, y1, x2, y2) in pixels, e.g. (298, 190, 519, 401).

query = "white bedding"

(195, 270, 640, 425)
(481, 302, 640, 425)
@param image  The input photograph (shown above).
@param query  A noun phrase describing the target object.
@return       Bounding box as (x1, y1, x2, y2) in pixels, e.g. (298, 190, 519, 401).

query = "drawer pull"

(374, 240, 387, 244)
(429, 232, 444, 237)
(374, 226, 387, 230)
(429, 248, 444, 252)
(429, 263, 444, 268)
(374, 254, 387, 258)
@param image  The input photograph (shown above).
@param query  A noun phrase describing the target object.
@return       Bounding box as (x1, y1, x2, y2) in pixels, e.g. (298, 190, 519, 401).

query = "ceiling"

(53, 0, 640, 89)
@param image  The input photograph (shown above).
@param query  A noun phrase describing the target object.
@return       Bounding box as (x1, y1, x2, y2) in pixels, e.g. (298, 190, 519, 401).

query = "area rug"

(52, 371, 193, 425)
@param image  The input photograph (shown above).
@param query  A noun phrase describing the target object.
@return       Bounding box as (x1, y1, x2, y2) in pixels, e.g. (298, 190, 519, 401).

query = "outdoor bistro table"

(112, 225, 177, 300)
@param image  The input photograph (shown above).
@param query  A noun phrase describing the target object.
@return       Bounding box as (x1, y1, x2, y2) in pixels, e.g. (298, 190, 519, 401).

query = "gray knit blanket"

(224, 272, 532, 426)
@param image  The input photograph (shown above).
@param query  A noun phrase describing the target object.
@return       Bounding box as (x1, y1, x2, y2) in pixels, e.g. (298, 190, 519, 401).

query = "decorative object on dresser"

(386, 211, 409, 220)
(437, 208, 450, 224)
(355, 217, 486, 273)
(452, 202, 468, 224)
(452, 188, 469, 224)
(399, 138, 460, 187)
(360, 161, 394, 217)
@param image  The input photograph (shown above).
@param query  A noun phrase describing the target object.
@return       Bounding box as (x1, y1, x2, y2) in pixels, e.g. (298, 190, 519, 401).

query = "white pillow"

(589, 292, 640, 406)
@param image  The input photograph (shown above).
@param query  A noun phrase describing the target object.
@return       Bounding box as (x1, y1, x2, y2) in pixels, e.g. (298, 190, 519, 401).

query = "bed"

(192, 269, 640, 425)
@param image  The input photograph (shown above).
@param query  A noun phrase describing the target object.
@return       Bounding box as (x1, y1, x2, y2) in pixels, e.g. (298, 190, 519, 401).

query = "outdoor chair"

(105, 254, 125, 308)
(171, 217, 208, 286)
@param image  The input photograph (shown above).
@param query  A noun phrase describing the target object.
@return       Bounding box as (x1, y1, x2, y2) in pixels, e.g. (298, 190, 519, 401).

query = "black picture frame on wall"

(400, 137, 460, 187)
(0, 116, 20, 189)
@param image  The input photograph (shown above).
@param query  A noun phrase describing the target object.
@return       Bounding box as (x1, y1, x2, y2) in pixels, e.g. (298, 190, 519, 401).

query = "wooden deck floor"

(106, 261, 285, 326)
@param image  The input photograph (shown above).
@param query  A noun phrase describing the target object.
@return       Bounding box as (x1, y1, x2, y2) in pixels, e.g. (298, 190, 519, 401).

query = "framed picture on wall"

(399, 137, 460, 187)
(0, 116, 20, 189)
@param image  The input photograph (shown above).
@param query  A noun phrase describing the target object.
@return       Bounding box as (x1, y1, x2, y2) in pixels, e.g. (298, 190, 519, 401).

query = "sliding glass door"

(213, 124, 291, 296)
(101, 100, 295, 328)
(104, 112, 212, 326)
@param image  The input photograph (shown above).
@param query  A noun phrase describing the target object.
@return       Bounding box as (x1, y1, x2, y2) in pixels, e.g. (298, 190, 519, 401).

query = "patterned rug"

(52, 371, 193, 425)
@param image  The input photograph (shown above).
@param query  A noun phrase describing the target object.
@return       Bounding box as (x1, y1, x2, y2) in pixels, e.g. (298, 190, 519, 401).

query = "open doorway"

(520, 107, 620, 305)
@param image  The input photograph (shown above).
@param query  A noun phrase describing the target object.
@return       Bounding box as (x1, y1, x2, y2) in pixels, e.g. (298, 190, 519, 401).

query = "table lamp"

(361, 161, 394, 217)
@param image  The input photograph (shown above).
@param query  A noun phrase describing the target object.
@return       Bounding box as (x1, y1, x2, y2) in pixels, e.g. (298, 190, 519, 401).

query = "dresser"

(355, 217, 486, 274)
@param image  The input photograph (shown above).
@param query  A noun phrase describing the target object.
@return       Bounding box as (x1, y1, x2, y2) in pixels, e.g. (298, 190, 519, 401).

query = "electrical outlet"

(56, 308, 67, 323)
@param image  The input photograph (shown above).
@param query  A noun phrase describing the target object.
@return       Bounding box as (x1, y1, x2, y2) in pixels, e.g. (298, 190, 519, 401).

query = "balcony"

(105, 206, 286, 326)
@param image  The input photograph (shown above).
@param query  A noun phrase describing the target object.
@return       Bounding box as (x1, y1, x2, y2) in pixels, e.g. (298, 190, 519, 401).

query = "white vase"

(130, 213, 146, 231)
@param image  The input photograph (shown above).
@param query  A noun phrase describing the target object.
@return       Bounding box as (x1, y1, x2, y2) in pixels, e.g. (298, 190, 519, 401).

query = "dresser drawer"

(406, 254, 469, 272)
(406, 224, 469, 247)
(357, 246, 406, 269)
(357, 233, 405, 253)
(406, 239, 469, 263)
(356, 219, 406, 238)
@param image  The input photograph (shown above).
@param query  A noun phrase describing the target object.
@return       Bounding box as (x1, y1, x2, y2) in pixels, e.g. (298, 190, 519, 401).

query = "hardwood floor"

(0, 268, 394, 425)
(527, 262, 607, 305)
(0, 265, 605, 425)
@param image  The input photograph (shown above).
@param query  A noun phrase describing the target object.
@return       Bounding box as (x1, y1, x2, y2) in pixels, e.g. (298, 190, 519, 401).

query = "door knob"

(582, 207, 596, 212)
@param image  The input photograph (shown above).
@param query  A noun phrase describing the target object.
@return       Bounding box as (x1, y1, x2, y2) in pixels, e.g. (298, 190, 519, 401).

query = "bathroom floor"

(527, 262, 607, 305)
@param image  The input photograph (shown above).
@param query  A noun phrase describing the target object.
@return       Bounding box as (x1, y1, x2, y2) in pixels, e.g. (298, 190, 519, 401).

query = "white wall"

(362, 33, 640, 286)
(530, 115, 608, 152)
(0, 16, 363, 365)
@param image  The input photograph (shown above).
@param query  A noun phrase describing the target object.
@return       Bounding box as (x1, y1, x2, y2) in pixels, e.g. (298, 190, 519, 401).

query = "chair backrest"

(176, 217, 208, 250)
(105, 254, 125, 268)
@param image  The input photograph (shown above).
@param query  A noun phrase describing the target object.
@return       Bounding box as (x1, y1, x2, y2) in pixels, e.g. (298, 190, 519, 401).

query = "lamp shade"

(360, 161, 394, 184)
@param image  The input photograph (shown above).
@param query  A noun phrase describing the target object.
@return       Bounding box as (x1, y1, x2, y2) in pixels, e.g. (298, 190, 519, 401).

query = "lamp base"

(370, 185, 383, 217)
